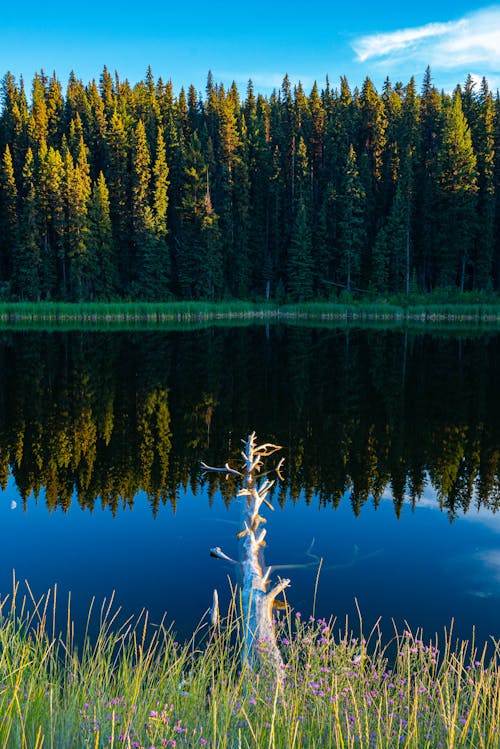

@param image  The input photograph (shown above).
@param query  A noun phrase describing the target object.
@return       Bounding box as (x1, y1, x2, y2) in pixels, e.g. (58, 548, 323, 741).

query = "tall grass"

(0, 580, 498, 748)
(1, 299, 500, 329)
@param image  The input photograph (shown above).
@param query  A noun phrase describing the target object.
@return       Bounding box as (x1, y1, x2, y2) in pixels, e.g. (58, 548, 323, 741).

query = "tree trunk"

(202, 433, 290, 677)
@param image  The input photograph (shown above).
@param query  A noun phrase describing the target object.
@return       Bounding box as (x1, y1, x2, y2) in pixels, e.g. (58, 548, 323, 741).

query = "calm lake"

(0, 326, 499, 648)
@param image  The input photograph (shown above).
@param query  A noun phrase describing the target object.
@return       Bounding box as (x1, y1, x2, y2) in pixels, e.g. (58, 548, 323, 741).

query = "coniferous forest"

(0, 66, 499, 302)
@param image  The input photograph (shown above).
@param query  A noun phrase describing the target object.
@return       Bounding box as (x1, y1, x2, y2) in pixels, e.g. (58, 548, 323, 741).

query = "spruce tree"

(471, 78, 495, 290)
(287, 198, 314, 301)
(14, 148, 41, 299)
(66, 136, 91, 300)
(131, 119, 153, 295)
(88, 171, 115, 299)
(38, 144, 64, 298)
(415, 68, 443, 290)
(105, 109, 130, 289)
(28, 72, 48, 151)
(336, 145, 366, 291)
(436, 90, 478, 289)
(0, 72, 28, 177)
(0, 144, 18, 288)
(178, 132, 222, 299)
(141, 126, 171, 300)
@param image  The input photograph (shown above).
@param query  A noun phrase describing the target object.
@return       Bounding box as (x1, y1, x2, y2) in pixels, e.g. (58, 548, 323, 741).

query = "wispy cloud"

(352, 6, 500, 78)
(353, 20, 464, 63)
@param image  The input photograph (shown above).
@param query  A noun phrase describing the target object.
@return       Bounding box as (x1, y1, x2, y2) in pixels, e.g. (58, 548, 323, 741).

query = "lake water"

(0, 326, 499, 648)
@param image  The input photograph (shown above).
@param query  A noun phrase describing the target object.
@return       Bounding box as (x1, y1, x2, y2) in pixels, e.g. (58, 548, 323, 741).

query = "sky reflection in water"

(1, 475, 498, 648)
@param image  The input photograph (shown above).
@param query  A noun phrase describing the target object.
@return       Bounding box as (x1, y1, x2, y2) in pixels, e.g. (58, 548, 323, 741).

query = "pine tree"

(1, 72, 28, 177)
(105, 109, 130, 289)
(336, 145, 366, 291)
(87, 171, 115, 299)
(287, 198, 314, 300)
(0, 68, 498, 299)
(415, 67, 443, 290)
(14, 148, 41, 299)
(436, 90, 478, 289)
(0, 144, 18, 288)
(46, 72, 64, 147)
(372, 152, 413, 294)
(495, 93, 500, 289)
(28, 72, 48, 151)
(38, 144, 64, 298)
(246, 90, 273, 297)
(178, 132, 222, 299)
(137, 126, 171, 300)
(470, 78, 495, 290)
(87, 79, 108, 176)
(66, 136, 91, 300)
(131, 119, 154, 295)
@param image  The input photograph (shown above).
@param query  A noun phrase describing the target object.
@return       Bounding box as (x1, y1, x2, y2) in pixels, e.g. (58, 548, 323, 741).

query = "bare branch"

(254, 443, 283, 456)
(262, 497, 274, 511)
(210, 589, 220, 627)
(209, 547, 238, 563)
(275, 457, 285, 481)
(257, 479, 274, 497)
(266, 578, 291, 602)
(201, 461, 242, 477)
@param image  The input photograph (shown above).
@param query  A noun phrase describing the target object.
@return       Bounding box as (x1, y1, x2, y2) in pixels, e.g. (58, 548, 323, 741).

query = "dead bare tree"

(202, 432, 290, 676)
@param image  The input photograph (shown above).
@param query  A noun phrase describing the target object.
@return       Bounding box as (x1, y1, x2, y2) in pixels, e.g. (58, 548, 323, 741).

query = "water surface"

(0, 327, 499, 646)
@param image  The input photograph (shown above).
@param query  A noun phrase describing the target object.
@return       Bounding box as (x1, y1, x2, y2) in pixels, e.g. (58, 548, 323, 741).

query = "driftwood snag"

(202, 432, 290, 675)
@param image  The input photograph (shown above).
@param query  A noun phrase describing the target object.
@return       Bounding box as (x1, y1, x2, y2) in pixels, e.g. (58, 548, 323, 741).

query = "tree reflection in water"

(0, 326, 499, 521)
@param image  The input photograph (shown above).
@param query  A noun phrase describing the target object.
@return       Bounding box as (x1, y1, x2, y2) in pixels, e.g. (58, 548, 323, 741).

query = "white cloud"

(352, 7, 500, 78)
(353, 21, 464, 63)
(475, 549, 500, 582)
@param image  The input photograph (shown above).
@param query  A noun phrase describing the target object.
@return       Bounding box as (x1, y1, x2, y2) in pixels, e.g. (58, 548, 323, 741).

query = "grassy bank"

(0, 584, 498, 748)
(2, 298, 500, 329)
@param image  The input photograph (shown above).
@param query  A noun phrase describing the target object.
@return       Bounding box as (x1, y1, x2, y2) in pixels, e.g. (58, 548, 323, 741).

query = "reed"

(2, 299, 500, 329)
(0, 580, 498, 748)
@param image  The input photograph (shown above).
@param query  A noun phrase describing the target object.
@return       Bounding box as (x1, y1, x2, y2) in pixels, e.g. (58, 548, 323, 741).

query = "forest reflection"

(1, 326, 500, 521)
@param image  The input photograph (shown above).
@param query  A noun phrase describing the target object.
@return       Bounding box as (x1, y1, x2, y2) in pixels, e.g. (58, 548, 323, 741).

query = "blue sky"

(1, 1, 499, 96)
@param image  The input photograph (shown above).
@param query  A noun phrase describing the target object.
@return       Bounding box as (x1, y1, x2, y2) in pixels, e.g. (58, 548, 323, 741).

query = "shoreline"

(2, 300, 500, 328)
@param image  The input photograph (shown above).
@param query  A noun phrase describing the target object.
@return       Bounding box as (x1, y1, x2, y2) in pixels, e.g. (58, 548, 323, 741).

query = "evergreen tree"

(495, 93, 500, 289)
(38, 144, 64, 298)
(88, 171, 115, 299)
(0, 68, 497, 299)
(471, 78, 495, 290)
(65, 136, 91, 300)
(0, 145, 18, 288)
(436, 90, 478, 289)
(246, 90, 273, 297)
(105, 108, 130, 288)
(131, 119, 153, 293)
(14, 148, 41, 299)
(1, 72, 28, 177)
(287, 198, 314, 300)
(46, 72, 64, 147)
(336, 145, 366, 291)
(138, 126, 171, 300)
(372, 152, 413, 293)
(28, 72, 48, 151)
(415, 68, 443, 289)
(178, 132, 222, 298)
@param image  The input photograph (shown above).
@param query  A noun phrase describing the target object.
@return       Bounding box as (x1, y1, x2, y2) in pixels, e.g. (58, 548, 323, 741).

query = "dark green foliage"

(0, 144, 17, 287)
(0, 67, 498, 301)
(87, 172, 115, 299)
(287, 198, 314, 300)
(14, 148, 41, 300)
(436, 91, 478, 290)
(336, 145, 366, 291)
